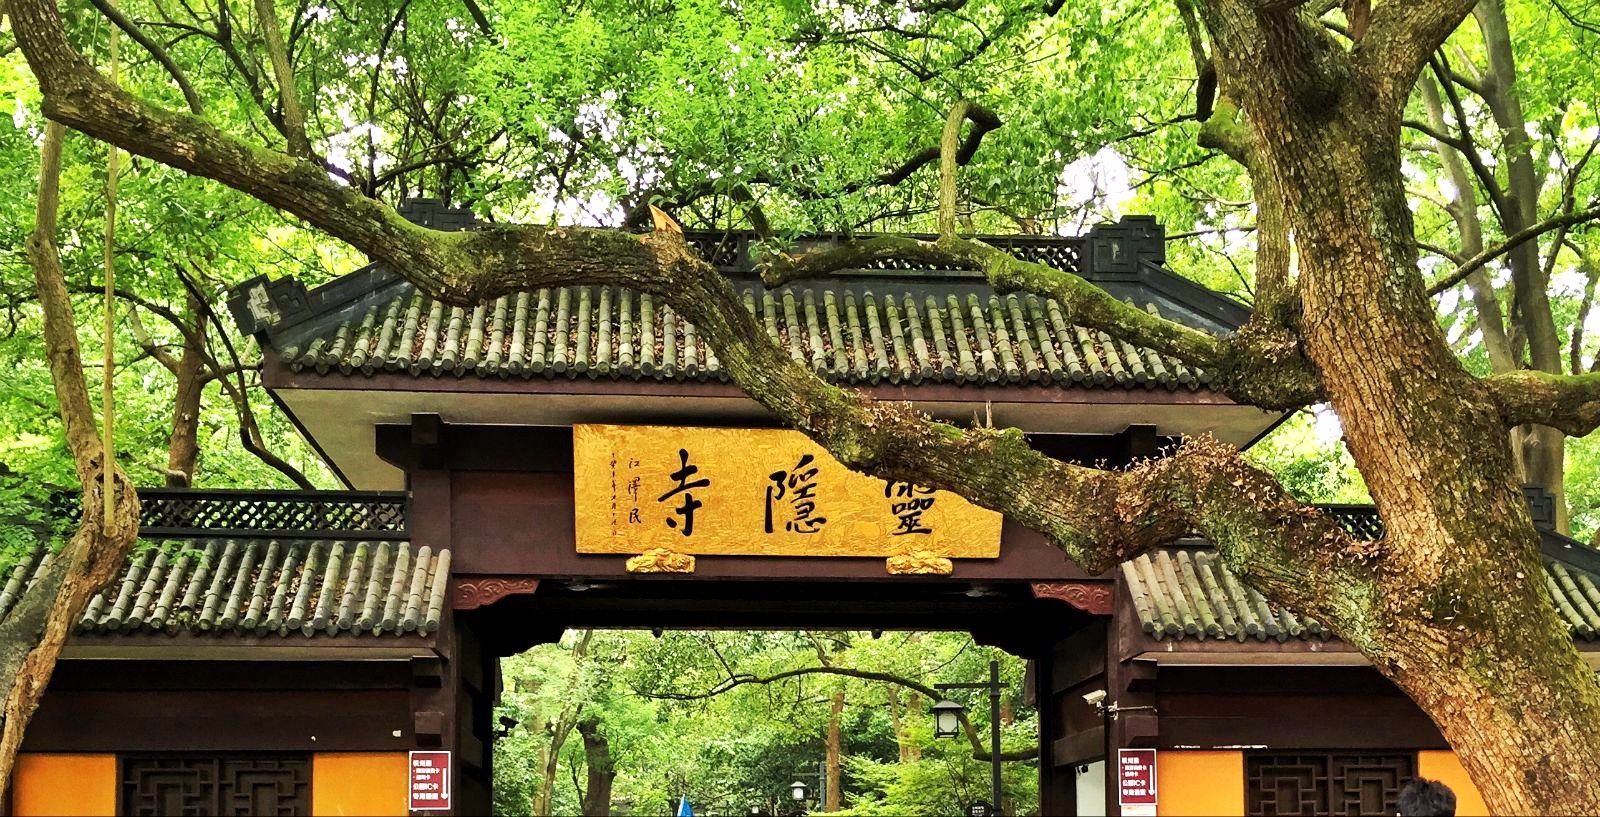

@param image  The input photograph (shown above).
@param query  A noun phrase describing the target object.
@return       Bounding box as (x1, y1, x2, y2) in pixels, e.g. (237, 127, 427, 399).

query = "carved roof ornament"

(1029, 582, 1113, 615)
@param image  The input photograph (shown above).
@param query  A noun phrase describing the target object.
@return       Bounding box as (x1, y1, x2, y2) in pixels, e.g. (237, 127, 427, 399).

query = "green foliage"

(5, 0, 1600, 806)
(493, 630, 1034, 816)
(1245, 411, 1369, 505)
(0, 21, 340, 500)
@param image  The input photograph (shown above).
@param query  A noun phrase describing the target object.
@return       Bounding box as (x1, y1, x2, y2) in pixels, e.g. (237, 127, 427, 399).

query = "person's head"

(1397, 778, 1456, 817)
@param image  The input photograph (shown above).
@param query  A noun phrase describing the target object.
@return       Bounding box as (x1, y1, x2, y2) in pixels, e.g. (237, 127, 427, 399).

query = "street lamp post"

(932, 659, 1004, 816)
(792, 762, 826, 813)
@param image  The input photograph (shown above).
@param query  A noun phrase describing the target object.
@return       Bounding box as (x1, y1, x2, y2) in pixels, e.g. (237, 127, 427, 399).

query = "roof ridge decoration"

(227, 207, 1252, 392)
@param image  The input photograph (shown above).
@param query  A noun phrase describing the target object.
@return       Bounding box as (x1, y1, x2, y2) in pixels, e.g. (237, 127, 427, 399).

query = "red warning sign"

(1117, 748, 1158, 807)
(409, 750, 452, 811)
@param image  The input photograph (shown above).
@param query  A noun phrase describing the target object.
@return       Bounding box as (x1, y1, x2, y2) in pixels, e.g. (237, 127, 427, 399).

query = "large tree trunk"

(15, 0, 1600, 810)
(1473, 0, 1570, 531)
(1199, 5, 1600, 810)
(0, 121, 142, 798)
(164, 293, 206, 487)
(577, 718, 615, 817)
(825, 689, 844, 812)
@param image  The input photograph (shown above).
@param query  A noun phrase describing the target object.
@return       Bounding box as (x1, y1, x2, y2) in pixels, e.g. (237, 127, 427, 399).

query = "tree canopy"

(7, 0, 1600, 812)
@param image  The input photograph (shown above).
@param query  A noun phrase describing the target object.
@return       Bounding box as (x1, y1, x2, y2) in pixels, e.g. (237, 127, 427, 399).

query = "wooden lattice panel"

(1247, 754, 1328, 816)
(136, 489, 408, 540)
(1329, 754, 1414, 816)
(1324, 506, 1386, 540)
(120, 755, 310, 816)
(680, 231, 1088, 275)
(1246, 752, 1414, 816)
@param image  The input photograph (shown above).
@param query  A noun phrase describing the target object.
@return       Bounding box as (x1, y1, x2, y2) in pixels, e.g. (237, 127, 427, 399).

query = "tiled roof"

(280, 281, 1213, 390)
(0, 539, 449, 638)
(1122, 550, 1333, 643)
(232, 210, 1251, 392)
(1124, 548, 1600, 643)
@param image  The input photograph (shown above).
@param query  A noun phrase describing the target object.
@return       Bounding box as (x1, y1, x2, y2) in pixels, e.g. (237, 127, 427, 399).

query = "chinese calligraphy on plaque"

(573, 424, 1002, 558)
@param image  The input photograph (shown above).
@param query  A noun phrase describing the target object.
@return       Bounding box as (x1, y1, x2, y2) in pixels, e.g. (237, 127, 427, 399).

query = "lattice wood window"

(118, 755, 311, 816)
(1246, 752, 1414, 816)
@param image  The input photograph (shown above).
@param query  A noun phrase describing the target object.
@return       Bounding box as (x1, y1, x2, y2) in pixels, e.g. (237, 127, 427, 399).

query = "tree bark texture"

(164, 293, 206, 487)
(2, 120, 141, 799)
(11, 0, 1600, 811)
(1195, 2, 1600, 811)
(577, 718, 615, 817)
(826, 690, 844, 812)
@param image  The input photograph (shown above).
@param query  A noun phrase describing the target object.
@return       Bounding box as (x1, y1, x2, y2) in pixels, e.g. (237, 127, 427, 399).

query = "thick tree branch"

(767, 235, 1218, 364)
(162, 293, 205, 486)
(172, 263, 317, 489)
(11, 0, 1369, 646)
(1354, 0, 1477, 105)
(11, 0, 453, 289)
(459, 0, 492, 36)
(4, 119, 141, 800)
(938, 100, 972, 239)
(1483, 371, 1600, 437)
(253, 0, 311, 158)
(763, 234, 1320, 407)
(84, 0, 204, 115)
(1417, 74, 1514, 373)
(1425, 55, 1514, 222)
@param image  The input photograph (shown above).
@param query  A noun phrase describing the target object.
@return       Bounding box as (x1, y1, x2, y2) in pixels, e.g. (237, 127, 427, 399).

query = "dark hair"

(1398, 778, 1456, 817)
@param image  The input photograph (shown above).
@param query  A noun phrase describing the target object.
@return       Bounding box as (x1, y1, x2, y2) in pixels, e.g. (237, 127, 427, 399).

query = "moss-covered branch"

(762, 234, 1322, 408)
(12, 0, 1372, 697)
(1483, 370, 1600, 437)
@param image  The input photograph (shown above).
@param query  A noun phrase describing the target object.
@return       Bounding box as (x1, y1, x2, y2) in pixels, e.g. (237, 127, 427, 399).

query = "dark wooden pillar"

(1103, 597, 1158, 817)
(414, 612, 499, 816)
(411, 610, 458, 815)
(1036, 622, 1112, 816)
(408, 415, 452, 557)
(1033, 643, 1077, 815)
(454, 618, 496, 815)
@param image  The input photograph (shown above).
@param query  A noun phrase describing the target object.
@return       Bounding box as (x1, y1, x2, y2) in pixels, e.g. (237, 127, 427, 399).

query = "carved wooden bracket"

(1030, 581, 1113, 615)
(453, 576, 541, 610)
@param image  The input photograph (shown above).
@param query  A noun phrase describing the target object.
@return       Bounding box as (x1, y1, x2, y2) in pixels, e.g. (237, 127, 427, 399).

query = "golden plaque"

(573, 424, 1002, 559)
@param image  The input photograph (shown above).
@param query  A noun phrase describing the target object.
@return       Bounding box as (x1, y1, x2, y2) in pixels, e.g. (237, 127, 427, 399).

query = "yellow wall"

(1417, 750, 1490, 817)
(1157, 750, 1245, 817)
(312, 753, 409, 816)
(12, 754, 116, 816)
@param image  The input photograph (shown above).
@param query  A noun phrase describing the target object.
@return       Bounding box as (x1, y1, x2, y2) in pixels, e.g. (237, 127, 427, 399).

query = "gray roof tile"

(280, 279, 1214, 390)
(1123, 548, 1600, 644)
(0, 539, 447, 639)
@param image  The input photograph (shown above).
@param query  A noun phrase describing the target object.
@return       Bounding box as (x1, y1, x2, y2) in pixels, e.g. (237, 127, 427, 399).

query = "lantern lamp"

(931, 698, 966, 739)
(790, 780, 809, 802)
